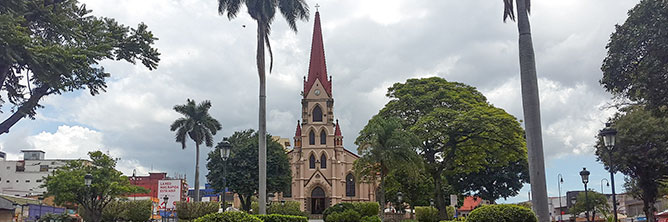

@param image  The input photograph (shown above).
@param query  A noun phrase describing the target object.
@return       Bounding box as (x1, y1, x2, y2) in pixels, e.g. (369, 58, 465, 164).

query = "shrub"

(256, 214, 308, 222)
(467, 204, 537, 222)
(194, 211, 262, 222)
(267, 201, 307, 217)
(322, 202, 355, 221)
(360, 215, 381, 222)
(353, 202, 380, 217)
(38, 213, 76, 222)
(99, 200, 152, 222)
(176, 201, 221, 221)
(325, 209, 361, 222)
(125, 200, 152, 222)
(415, 206, 439, 222)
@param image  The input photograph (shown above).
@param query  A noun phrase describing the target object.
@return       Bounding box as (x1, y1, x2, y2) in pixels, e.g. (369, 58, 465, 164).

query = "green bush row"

(195, 211, 308, 222)
(99, 200, 152, 222)
(251, 201, 307, 216)
(467, 204, 536, 222)
(256, 214, 308, 222)
(414, 206, 455, 222)
(175, 201, 220, 221)
(322, 202, 380, 222)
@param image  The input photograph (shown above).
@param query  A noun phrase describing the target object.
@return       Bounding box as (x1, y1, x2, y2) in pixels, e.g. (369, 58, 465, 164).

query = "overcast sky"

(0, 0, 641, 203)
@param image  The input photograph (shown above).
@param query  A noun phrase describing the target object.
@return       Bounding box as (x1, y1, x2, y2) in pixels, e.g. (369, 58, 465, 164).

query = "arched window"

(309, 130, 315, 145)
(320, 153, 327, 169)
(312, 105, 323, 122)
(346, 173, 355, 197)
(309, 154, 316, 169)
(320, 130, 327, 145)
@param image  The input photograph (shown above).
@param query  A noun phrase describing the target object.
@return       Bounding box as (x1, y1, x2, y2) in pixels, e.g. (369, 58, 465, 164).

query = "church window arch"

(309, 153, 316, 169)
(320, 153, 327, 169)
(309, 130, 315, 145)
(312, 105, 323, 122)
(320, 129, 327, 145)
(346, 173, 355, 197)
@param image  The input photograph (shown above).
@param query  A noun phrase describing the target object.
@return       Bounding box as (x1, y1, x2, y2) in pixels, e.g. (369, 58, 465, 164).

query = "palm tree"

(503, 0, 549, 221)
(216, 0, 309, 214)
(354, 116, 418, 221)
(170, 99, 222, 202)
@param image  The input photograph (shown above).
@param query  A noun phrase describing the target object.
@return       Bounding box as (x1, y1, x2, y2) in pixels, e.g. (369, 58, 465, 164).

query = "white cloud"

(26, 125, 104, 159)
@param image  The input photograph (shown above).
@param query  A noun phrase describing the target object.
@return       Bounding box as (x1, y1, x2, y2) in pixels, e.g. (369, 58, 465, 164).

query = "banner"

(157, 180, 181, 209)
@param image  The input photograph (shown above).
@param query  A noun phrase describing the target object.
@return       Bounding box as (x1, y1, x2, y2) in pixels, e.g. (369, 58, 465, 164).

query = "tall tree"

(502, 0, 549, 221)
(569, 191, 609, 222)
(384, 164, 434, 219)
(596, 106, 668, 222)
(206, 129, 291, 212)
(42, 151, 146, 222)
(354, 116, 418, 221)
(601, 0, 668, 115)
(170, 99, 222, 202)
(0, 0, 160, 134)
(216, 0, 308, 214)
(380, 77, 529, 220)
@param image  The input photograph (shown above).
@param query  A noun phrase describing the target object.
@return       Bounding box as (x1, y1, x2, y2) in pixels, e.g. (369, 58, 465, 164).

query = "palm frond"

(218, 0, 242, 19)
(502, 0, 531, 22)
(204, 130, 214, 147)
(265, 34, 273, 73)
(278, 0, 309, 32)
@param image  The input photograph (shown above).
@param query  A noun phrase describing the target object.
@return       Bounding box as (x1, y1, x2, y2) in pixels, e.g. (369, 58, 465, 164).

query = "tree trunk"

(256, 20, 268, 215)
(430, 169, 447, 220)
(0, 63, 9, 91)
(410, 204, 415, 219)
(642, 192, 656, 222)
(379, 170, 385, 221)
(516, 0, 549, 221)
(0, 85, 50, 135)
(194, 143, 200, 202)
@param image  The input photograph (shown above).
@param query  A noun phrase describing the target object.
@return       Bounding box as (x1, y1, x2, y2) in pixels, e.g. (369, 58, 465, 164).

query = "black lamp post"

(397, 191, 403, 213)
(580, 168, 590, 222)
(132, 169, 137, 201)
(220, 140, 232, 212)
(599, 123, 618, 222)
(84, 174, 93, 187)
(558, 174, 564, 222)
(163, 195, 169, 222)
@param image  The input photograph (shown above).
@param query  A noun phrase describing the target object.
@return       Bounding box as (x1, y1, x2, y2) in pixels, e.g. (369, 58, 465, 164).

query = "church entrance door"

(311, 187, 326, 214)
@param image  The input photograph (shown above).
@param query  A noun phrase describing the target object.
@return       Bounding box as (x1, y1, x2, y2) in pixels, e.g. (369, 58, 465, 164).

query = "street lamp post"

(397, 192, 403, 214)
(220, 140, 232, 212)
(599, 123, 618, 222)
(132, 169, 137, 201)
(601, 178, 609, 194)
(558, 174, 564, 222)
(163, 195, 169, 222)
(580, 168, 590, 222)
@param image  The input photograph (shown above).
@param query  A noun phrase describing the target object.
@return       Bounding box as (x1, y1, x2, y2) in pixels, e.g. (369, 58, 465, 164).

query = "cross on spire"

(315, 3, 320, 12)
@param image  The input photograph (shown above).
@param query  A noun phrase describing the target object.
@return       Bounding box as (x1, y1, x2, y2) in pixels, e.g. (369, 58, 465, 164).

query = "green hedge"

(256, 214, 308, 222)
(415, 206, 439, 222)
(194, 211, 262, 222)
(99, 200, 152, 222)
(360, 215, 381, 222)
(467, 204, 537, 222)
(322, 202, 379, 221)
(175, 201, 220, 221)
(267, 201, 307, 216)
(326, 209, 361, 222)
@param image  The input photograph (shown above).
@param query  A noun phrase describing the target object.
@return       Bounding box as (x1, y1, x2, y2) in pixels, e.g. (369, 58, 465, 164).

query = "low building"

(457, 196, 489, 218)
(0, 150, 74, 196)
(0, 194, 66, 221)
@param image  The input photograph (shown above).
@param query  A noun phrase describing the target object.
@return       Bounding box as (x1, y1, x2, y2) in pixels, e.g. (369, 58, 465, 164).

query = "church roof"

(304, 11, 332, 97)
(335, 119, 342, 136)
(295, 120, 302, 137)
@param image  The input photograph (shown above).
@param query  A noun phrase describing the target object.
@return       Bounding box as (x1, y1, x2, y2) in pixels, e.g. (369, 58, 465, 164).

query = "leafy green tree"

(596, 106, 668, 222)
(354, 115, 419, 221)
(216, 0, 309, 214)
(569, 191, 609, 222)
(43, 151, 146, 222)
(206, 129, 291, 212)
(379, 77, 529, 219)
(384, 165, 434, 219)
(601, 0, 668, 114)
(0, 0, 160, 134)
(170, 99, 222, 202)
(502, 0, 550, 220)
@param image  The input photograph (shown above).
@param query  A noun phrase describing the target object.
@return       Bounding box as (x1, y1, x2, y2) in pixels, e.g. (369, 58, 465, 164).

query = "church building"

(284, 11, 376, 214)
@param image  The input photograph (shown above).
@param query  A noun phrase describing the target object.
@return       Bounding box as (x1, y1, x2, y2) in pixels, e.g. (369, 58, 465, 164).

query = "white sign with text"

(157, 180, 181, 209)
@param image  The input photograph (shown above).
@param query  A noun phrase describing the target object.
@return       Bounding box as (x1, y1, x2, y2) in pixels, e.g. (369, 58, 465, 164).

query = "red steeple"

(295, 120, 302, 137)
(334, 119, 342, 136)
(304, 11, 332, 97)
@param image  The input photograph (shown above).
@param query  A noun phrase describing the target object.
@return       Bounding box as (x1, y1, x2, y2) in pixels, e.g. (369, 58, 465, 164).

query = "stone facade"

(283, 11, 376, 215)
